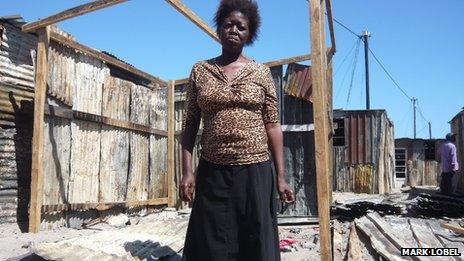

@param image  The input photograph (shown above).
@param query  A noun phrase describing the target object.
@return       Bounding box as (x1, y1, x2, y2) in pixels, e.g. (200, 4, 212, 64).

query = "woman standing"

(180, 0, 294, 260)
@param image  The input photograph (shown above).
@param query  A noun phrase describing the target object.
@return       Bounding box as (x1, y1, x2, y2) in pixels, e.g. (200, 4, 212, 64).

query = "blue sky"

(1, 0, 463, 139)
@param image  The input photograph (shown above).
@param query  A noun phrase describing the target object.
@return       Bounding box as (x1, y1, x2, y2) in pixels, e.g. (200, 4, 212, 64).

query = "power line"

(416, 101, 430, 127)
(367, 47, 413, 101)
(332, 16, 361, 38)
(347, 39, 362, 104)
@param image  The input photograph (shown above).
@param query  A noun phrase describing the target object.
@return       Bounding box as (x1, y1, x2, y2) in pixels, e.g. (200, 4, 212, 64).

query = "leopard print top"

(182, 59, 279, 165)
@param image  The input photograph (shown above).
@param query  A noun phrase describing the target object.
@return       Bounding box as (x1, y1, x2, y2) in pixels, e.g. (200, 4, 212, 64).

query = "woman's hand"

(180, 173, 195, 202)
(277, 178, 294, 203)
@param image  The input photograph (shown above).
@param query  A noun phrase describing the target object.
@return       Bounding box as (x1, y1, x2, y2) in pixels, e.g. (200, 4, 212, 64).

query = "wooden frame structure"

(22, 1, 336, 260)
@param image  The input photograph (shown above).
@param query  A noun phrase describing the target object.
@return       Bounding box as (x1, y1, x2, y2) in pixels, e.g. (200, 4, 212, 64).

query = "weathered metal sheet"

(48, 42, 76, 106)
(0, 23, 36, 89)
(281, 131, 317, 216)
(127, 84, 150, 201)
(43, 116, 71, 205)
(68, 52, 107, 204)
(149, 87, 167, 199)
(283, 63, 312, 101)
(99, 76, 131, 202)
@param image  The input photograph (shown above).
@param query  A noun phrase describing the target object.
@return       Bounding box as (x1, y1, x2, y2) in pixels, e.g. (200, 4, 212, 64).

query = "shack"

(451, 109, 464, 194)
(0, 17, 170, 230)
(332, 109, 395, 194)
(394, 138, 444, 188)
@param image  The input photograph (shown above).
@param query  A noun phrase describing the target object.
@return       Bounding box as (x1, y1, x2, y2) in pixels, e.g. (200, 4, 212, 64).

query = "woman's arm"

(266, 122, 294, 203)
(180, 66, 201, 202)
(180, 119, 200, 202)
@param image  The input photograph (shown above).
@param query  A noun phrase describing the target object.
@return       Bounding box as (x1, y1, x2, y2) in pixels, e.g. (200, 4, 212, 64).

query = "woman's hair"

(214, 0, 261, 45)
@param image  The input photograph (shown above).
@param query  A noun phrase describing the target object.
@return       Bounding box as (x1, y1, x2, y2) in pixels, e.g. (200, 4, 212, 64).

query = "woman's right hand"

(180, 173, 195, 202)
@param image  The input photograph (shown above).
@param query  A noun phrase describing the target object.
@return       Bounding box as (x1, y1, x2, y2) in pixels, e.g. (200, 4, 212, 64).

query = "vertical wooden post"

(29, 26, 50, 233)
(167, 80, 176, 207)
(310, 0, 333, 260)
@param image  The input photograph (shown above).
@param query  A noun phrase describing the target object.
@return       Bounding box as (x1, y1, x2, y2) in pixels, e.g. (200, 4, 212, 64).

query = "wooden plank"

(99, 76, 131, 202)
(167, 80, 175, 207)
(332, 220, 345, 261)
(325, 0, 336, 62)
(309, 0, 332, 259)
(44, 105, 168, 136)
(164, 0, 220, 43)
(41, 198, 169, 213)
(441, 222, 464, 235)
(29, 26, 50, 233)
(49, 31, 167, 87)
(346, 222, 363, 261)
(22, 0, 128, 32)
(264, 54, 311, 68)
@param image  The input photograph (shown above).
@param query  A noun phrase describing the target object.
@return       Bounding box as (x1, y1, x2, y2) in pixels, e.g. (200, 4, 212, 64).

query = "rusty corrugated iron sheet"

(283, 63, 312, 101)
(346, 112, 372, 164)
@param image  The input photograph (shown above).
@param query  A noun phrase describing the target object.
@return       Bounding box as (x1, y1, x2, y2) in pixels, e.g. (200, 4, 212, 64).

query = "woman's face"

(219, 11, 250, 52)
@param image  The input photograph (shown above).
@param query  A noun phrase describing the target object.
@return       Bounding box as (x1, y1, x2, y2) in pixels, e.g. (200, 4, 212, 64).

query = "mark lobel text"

(401, 248, 461, 256)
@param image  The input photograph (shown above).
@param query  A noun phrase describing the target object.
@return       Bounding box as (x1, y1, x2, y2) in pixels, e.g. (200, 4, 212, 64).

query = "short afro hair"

(214, 0, 261, 45)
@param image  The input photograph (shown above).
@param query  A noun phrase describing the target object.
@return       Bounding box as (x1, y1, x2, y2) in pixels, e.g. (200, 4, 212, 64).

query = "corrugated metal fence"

(0, 22, 170, 228)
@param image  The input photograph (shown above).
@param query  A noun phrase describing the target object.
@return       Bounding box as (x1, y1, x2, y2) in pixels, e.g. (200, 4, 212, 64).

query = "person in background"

(179, 0, 294, 260)
(438, 133, 459, 195)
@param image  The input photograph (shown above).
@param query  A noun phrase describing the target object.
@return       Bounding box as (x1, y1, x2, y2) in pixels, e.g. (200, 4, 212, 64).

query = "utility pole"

(413, 98, 417, 139)
(428, 122, 432, 139)
(362, 30, 371, 110)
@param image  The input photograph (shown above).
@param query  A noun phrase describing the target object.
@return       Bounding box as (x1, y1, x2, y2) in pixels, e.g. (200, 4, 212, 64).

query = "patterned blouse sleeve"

(262, 67, 280, 124)
(182, 64, 201, 132)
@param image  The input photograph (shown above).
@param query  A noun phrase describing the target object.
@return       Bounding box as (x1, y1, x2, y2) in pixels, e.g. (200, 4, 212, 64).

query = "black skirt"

(182, 158, 280, 261)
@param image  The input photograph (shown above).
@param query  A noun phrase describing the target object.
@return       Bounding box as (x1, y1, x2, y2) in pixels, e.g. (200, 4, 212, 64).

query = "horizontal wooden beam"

(42, 197, 169, 213)
(22, 0, 128, 33)
(49, 31, 167, 87)
(441, 222, 464, 235)
(264, 54, 312, 68)
(164, 0, 220, 43)
(45, 105, 168, 136)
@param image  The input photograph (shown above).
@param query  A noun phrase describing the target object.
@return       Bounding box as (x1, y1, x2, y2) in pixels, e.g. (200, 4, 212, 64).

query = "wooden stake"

(167, 80, 176, 207)
(22, 0, 128, 32)
(310, 0, 333, 260)
(29, 26, 50, 233)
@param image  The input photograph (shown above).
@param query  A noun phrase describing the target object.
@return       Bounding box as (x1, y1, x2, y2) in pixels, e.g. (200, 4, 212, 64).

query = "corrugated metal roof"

(283, 63, 312, 101)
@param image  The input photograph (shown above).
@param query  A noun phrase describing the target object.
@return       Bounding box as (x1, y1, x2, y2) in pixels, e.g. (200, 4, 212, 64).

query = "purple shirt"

(439, 141, 459, 172)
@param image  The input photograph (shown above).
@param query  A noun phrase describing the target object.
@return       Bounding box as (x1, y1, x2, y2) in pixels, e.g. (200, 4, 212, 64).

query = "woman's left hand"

(277, 179, 295, 203)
